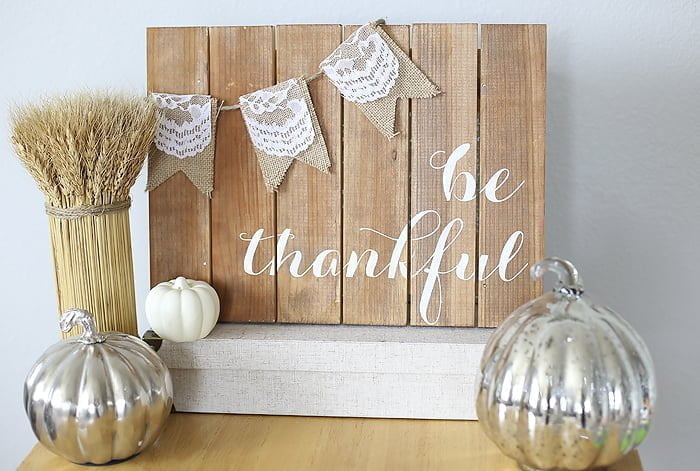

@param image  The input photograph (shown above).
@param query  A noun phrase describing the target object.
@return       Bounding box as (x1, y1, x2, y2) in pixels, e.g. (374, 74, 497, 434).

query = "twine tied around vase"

(44, 199, 131, 219)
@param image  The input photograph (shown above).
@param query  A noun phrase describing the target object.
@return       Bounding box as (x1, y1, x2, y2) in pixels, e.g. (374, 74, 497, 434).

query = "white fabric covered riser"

(157, 324, 493, 420)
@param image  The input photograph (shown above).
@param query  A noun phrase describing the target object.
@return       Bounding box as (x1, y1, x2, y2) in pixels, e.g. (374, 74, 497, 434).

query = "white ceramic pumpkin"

(146, 277, 220, 342)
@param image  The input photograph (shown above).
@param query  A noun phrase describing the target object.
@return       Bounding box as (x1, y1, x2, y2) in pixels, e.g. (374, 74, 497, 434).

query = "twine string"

(219, 18, 386, 112)
(45, 199, 132, 219)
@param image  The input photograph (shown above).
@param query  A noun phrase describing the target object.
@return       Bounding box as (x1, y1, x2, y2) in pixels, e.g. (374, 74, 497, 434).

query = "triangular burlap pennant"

(239, 78, 330, 192)
(321, 22, 440, 138)
(147, 93, 219, 197)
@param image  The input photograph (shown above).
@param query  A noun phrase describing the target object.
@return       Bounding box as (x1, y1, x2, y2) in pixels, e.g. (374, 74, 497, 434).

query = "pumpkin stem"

(59, 309, 106, 344)
(173, 276, 190, 290)
(530, 257, 584, 300)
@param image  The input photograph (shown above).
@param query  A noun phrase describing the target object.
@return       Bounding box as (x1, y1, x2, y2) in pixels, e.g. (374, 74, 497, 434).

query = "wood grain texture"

(210, 27, 276, 322)
(276, 25, 342, 324)
(410, 24, 478, 326)
(19, 413, 644, 471)
(147, 28, 211, 285)
(342, 25, 410, 326)
(478, 24, 547, 327)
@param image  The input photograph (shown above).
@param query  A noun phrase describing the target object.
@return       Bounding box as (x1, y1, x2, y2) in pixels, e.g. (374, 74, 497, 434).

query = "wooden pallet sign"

(147, 23, 546, 328)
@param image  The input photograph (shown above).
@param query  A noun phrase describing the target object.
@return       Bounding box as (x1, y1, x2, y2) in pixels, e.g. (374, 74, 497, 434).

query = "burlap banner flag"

(320, 22, 440, 138)
(147, 93, 219, 197)
(239, 78, 331, 192)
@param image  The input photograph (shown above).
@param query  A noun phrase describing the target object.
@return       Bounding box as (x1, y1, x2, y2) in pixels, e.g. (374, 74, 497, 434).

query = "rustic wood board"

(209, 26, 277, 322)
(276, 25, 343, 324)
(410, 23, 478, 326)
(478, 24, 546, 327)
(146, 23, 546, 328)
(147, 27, 211, 285)
(342, 25, 410, 325)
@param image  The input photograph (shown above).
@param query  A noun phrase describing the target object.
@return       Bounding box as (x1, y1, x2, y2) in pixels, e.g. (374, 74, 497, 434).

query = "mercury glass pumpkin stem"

(530, 257, 584, 299)
(59, 309, 106, 344)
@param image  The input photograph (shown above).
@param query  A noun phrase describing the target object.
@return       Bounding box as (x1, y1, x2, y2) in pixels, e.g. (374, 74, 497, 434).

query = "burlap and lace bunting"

(148, 21, 440, 194)
(147, 93, 219, 197)
(321, 22, 440, 138)
(239, 78, 331, 192)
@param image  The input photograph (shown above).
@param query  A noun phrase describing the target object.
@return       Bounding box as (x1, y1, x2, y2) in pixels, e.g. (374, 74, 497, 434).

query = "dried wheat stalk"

(11, 92, 156, 337)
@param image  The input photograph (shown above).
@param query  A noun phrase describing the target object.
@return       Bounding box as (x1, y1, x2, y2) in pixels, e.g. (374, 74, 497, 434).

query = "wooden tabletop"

(19, 413, 643, 470)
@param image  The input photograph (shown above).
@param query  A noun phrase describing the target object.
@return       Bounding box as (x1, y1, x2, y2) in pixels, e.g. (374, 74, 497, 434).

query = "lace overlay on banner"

(153, 94, 213, 159)
(239, 78, 331, 192)
(147, 94, 219, 197)
(239, 79, 315, 158)
(320, 24, 399, 104)
(321, 23, 440, 137)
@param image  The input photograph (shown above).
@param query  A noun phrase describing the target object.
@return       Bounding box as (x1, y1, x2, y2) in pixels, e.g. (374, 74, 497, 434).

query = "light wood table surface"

(19, 413, 643, 470)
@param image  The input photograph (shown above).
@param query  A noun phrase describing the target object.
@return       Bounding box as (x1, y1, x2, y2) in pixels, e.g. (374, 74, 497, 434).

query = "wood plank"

(209, 27, 276, 322)
(276, 25, 342, 324)
(147, 27, 210, 286)
(410, 24, 478, 326)
(342, 25, 410, 326)
(19, 413, 644, 471)
(478, 24, 546, 327)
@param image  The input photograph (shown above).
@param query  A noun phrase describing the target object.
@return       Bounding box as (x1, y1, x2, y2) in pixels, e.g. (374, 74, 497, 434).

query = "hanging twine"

(45, 199, 132, 219)
(218, 18, 387, 112)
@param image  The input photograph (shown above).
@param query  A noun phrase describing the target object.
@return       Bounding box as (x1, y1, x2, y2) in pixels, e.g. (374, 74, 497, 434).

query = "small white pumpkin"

(146, 277, 220, 342)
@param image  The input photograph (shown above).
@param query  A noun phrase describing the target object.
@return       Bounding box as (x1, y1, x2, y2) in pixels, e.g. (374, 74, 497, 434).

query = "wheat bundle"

(11, 92, 157, 338)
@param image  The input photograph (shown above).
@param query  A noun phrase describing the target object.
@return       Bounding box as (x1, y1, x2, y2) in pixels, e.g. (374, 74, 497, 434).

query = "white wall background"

(1, 0, 697, 468)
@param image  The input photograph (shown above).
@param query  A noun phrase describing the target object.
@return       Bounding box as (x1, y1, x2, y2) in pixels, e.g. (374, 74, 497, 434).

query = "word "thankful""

(238, 143, 527, 324)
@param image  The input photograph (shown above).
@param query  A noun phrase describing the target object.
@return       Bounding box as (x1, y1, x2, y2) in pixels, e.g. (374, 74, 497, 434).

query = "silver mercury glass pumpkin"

(477, 258, 655, 471)
(24, 309, 173, 464)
